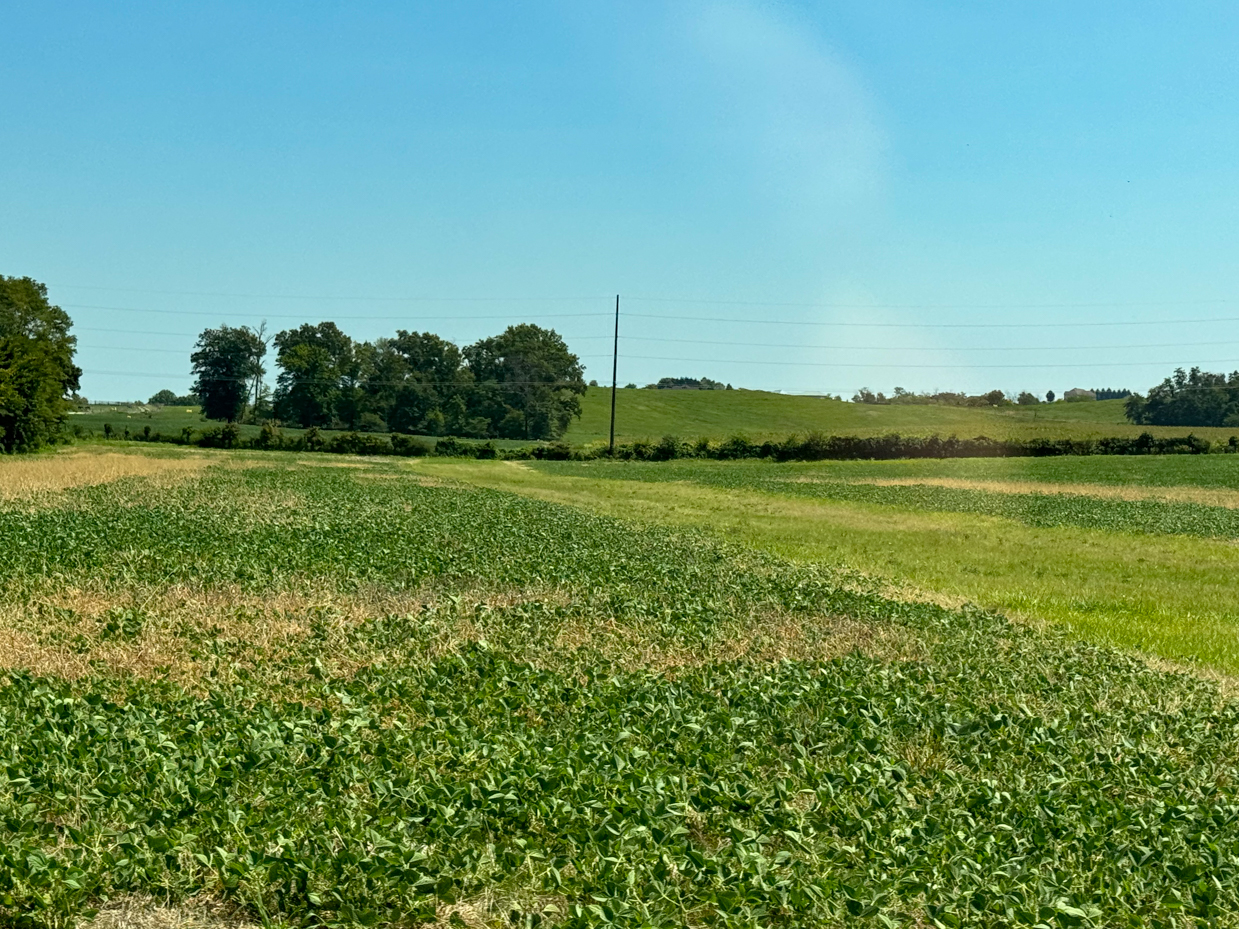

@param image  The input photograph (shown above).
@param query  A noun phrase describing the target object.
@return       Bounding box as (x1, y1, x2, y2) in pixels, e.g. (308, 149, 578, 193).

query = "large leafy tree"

(0, 276, 81, 452)
(464, 324, 585, 439)
(273, 322, 355, 428)
(368, 331, 473, 435)
(191, 325, 266, 422)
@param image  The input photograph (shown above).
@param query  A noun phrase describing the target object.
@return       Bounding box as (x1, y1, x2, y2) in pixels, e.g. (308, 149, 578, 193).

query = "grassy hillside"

(569, 387, 1239, 444)
(73, 389, 1239, 448)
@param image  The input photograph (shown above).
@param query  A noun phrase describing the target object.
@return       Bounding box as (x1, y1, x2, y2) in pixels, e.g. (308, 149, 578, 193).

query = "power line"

(63, 303, 614, 321)
(75, 333, 614, 348)
(55, 284, 608, 303)
(54, 282, 1237, 310)
(618, 354, 1239, 370)
(619, 335, 1239, 353)
(626, 295, 1237, 309)
(74, 340, 1239, 367)
(624, 312, 1239, 329)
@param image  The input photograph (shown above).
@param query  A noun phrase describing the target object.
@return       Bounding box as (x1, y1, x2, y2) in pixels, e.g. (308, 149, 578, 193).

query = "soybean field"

(2, 448, 1239, 927)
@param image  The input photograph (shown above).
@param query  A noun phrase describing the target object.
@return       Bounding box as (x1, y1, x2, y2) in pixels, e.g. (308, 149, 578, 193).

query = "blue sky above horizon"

(5, 1, 1239, 400)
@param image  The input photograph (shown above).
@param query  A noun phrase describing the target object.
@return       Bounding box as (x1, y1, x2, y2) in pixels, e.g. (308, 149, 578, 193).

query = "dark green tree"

(273, 322, 355, 427)
(464, 324, 585, 439)
(1126, 367, 1239, 427)
(368, 331, 473, 434)
(191, 325, 266, 422)
(149, 389, 199, 406)
(0, 276, 81, 452)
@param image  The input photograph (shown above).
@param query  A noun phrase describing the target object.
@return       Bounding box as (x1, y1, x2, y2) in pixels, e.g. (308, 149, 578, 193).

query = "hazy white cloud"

(671, 0, 887, 214)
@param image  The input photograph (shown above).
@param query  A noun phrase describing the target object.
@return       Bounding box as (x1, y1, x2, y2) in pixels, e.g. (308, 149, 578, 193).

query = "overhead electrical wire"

(623, 312, 1239, 329)
(62, 303, 613, 321)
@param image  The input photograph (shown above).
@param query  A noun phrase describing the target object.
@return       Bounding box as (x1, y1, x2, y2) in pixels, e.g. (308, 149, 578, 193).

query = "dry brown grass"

(0, 450, 211, 499)
(0, 582, 429, 687)
(0, 581, 591, 688)
(818, 475, 1239, 509)
(78, 896, 259, 929)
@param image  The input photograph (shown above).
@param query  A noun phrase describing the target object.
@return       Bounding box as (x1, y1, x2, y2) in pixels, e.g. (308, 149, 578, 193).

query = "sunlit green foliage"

(0, 275, 81, 452)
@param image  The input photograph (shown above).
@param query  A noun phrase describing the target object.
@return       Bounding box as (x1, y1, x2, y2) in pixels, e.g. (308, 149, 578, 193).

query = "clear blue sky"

(5, 1, 1239, 400)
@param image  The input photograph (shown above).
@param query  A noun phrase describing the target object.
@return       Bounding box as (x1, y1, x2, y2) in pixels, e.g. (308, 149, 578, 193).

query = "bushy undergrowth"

(606, 431, 1237, 462)
(1, 463, 1239, 926)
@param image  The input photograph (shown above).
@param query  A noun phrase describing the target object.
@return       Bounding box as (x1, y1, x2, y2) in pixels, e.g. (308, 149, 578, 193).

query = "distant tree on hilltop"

(655, 376, 728, 390)
(148, 389, 199, 406)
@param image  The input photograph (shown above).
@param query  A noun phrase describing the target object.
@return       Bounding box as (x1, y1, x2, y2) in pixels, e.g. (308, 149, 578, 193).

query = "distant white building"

(1063, 388, 1096, 401)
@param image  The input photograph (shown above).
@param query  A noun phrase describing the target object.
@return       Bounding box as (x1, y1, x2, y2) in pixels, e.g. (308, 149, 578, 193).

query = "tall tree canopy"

(1126, 367, 1239, 427)
(263, 321, 584, 439)
(464, 324, 586, 439)
(0, 276, 81, 452)
(191, 326, 266, 422)
(366, 331, 473, 435)
(272, 322, 356, 428)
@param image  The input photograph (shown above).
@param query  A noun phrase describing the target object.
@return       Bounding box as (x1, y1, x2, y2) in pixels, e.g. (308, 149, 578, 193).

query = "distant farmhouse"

(1063, 388, 1096, 401)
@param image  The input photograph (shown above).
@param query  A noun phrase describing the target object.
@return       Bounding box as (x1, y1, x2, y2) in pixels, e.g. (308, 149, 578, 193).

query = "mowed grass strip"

(423, 459, 1239, 674)
(570, 463, 1239, 539)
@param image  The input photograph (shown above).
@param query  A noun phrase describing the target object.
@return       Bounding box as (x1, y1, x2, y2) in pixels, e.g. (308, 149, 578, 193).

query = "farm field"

(74, 390, 1239, 448)
(420, 454, 1239, 675)
(1, 449, 1238, 926)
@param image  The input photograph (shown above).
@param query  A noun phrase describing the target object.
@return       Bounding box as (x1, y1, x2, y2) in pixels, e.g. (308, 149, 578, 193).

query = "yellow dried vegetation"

(77, 895, 258, 929)
(831, 475, 1239, 509)
(0, 450, 210, 499)
(0, 582, 427, 688)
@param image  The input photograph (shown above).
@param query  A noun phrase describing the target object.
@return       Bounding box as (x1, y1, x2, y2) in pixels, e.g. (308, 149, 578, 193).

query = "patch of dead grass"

(0, 582, 429, 687)
(0, 450, 211, 499)
(0, 581, 589, 688)
(78, 896, 259, 929)
(796, 475, 1239, 509)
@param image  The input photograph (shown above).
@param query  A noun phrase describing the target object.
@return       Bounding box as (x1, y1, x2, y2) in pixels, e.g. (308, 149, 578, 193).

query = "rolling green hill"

(567, 387, 1237, 444)
(72, 389, 1237, 447)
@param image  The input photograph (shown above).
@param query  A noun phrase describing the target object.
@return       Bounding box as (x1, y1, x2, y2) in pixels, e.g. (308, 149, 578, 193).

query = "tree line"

(851, 387, 1052, 406)
(191, 321, 586, 440)
(1125, 367, 1239, 427)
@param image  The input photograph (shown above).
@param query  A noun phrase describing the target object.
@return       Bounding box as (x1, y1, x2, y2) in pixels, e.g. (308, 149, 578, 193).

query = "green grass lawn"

(419, 456, 1239, 676)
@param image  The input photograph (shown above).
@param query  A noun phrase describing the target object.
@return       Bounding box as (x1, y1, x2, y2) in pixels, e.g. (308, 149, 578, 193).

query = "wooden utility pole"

(609, 294, 619, 455)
